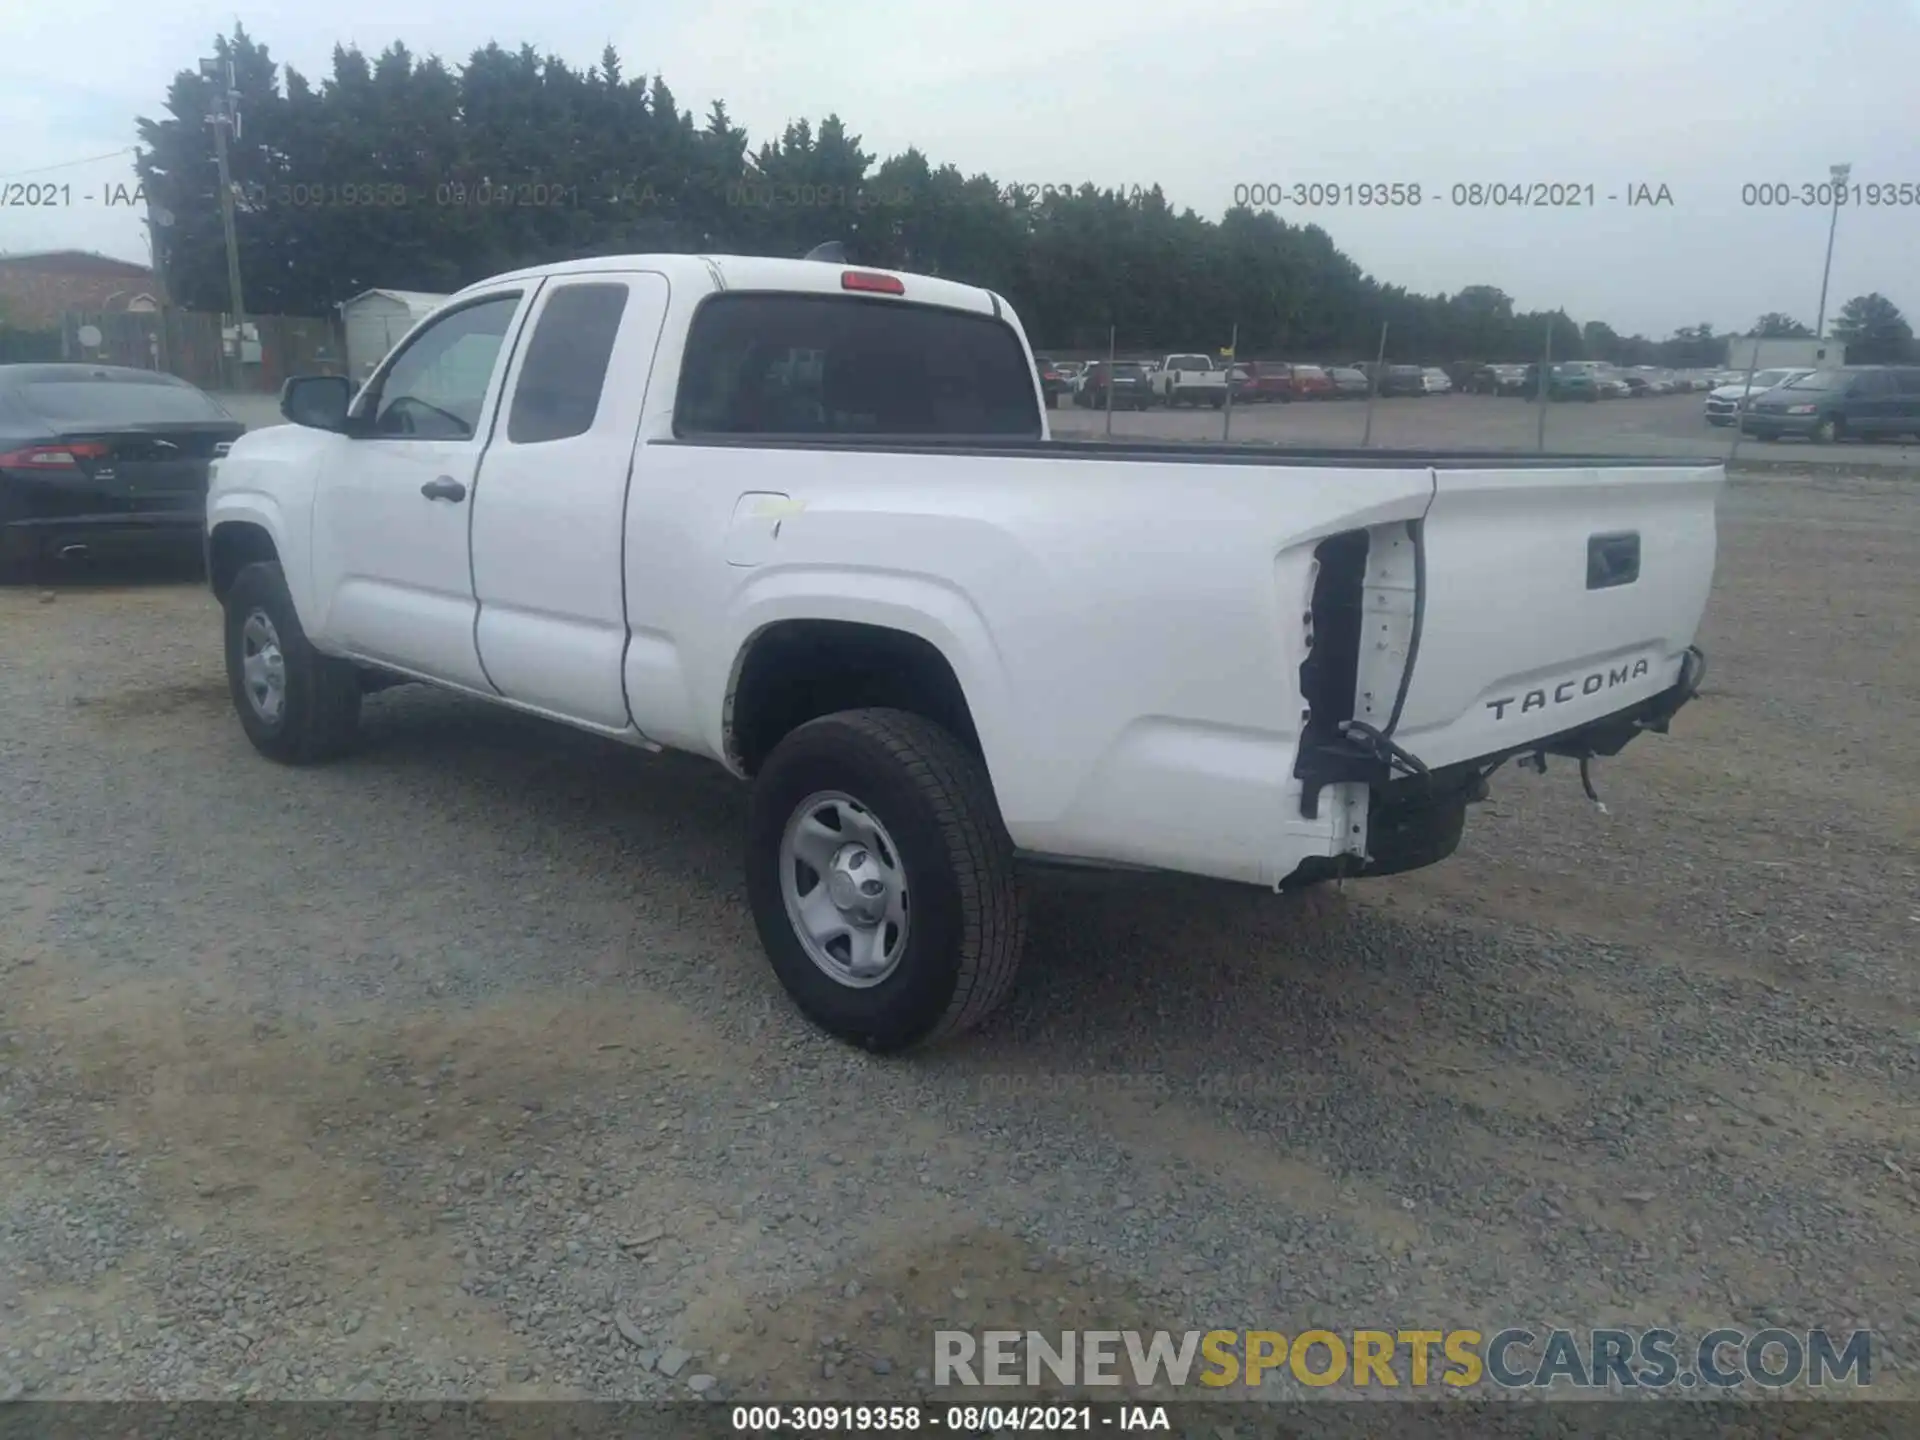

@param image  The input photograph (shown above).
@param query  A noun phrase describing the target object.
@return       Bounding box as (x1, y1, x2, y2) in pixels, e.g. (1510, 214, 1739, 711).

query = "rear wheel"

(223, 561, 362, 763)
(745, 708, 1027, 1053)
(1812, 414, 1844, 444)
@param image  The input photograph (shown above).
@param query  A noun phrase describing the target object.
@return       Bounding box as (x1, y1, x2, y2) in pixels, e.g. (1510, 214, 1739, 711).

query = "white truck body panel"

(207, 253, 1720, 892)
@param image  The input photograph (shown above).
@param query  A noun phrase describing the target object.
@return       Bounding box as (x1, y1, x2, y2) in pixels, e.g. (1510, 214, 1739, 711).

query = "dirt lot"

(1, 470, 1916, 1406)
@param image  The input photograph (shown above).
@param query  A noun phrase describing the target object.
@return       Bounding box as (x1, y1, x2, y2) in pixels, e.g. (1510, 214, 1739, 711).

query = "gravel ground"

(1, 470, 1916, 1409)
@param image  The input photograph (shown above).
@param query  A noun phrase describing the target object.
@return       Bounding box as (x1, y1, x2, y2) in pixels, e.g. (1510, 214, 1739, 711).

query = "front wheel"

(746, 708, 1027, 1053)
(223, 560, 362, 763)
(1812, 414, 1844, 444)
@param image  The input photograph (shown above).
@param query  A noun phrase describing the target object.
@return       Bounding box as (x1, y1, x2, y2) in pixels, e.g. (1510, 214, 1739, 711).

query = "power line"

(0, 147, 140, 182)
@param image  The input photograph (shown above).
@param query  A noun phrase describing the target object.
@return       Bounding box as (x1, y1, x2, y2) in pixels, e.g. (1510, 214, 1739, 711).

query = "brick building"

(0, 249, 158, 329)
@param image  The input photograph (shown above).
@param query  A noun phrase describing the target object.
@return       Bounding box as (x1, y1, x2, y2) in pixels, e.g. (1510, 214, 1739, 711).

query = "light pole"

(1813, 161, 1850, 340)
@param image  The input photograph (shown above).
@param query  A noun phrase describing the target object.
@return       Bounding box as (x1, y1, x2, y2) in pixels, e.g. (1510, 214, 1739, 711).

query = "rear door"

(1389, 463, 1721, 770)
(1845, 370, 1899, 435)
(469, 272, 671, 730)
(1894, 369, 1920, 437)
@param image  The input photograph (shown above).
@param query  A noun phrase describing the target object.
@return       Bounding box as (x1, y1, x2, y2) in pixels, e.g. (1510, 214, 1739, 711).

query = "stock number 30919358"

(1234, 182, 1422, 207)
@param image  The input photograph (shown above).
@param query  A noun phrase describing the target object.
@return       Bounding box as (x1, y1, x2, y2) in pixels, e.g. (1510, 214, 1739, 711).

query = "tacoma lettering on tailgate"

(1485, 657, 1651, 720)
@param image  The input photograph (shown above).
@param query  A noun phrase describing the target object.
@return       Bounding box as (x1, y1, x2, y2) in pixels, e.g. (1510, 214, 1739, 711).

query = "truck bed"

(660, 434, 1720, 470)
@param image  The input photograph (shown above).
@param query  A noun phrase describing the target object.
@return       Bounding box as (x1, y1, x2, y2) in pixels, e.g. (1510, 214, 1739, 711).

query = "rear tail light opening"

(0, 442, 111, 469)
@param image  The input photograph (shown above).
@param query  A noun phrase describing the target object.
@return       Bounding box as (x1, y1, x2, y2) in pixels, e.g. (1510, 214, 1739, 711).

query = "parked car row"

(1038, 355, 1418, 408)
(1037, 353, 1736, 411)
(1457, 361, 1725, 402)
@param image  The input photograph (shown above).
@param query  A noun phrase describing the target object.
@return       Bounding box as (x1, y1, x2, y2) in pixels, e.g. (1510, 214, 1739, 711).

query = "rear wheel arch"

(725, 619, 986, 778)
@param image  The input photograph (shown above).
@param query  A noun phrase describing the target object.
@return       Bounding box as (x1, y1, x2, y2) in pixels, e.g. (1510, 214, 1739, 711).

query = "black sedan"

(1467, 363, 1532, 396)
(1072, 360, 1154, 411)
(0, 365, 244, 583)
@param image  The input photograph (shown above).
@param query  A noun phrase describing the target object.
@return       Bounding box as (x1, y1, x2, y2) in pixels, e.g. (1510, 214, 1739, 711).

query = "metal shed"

(338, 289, 448, 383)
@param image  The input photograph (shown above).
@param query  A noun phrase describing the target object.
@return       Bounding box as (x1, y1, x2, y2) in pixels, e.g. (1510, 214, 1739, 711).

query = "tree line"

(128, 28, 1915, 365)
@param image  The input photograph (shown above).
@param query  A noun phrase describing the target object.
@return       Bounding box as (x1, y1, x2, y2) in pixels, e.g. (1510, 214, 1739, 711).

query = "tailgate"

(1392, 463, 1721, 770)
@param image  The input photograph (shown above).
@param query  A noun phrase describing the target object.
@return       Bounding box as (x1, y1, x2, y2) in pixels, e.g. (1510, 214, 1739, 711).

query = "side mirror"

(281, 374, 354, 432)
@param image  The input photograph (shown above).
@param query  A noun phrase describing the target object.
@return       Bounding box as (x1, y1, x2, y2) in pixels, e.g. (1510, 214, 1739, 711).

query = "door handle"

(420, 476, 467, 502)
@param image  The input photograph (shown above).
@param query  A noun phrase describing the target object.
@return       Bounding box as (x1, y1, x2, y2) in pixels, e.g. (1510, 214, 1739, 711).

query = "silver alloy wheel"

(239, 608, 287, 725)
(779, 790, 910, 988)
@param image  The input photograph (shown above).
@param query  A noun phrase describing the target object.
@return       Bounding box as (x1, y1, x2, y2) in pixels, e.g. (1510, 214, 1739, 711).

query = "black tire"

(1812, 414, 1843, 444)
(223, 560, 362, 764)
(746, 708, 1027, 1053)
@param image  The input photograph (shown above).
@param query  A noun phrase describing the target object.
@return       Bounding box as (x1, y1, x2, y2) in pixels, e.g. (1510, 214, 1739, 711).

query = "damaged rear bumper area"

(1283, 643, 1707, 890)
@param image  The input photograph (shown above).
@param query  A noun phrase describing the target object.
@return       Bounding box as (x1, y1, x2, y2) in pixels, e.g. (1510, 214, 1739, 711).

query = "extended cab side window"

(674, 293, 1042, 438)
(506, 283, 631, 444)
(368, 294, 520, 440)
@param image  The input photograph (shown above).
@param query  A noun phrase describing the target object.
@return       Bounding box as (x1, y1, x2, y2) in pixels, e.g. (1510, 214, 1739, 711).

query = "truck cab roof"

(455, 253, 1005, 318)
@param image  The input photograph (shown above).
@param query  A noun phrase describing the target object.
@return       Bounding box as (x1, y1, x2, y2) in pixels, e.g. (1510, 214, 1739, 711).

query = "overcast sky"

(3, 0, 1915, 337)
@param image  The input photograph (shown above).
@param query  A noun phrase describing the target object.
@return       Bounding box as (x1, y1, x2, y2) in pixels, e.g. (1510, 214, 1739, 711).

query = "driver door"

(310, 286, 533, 689)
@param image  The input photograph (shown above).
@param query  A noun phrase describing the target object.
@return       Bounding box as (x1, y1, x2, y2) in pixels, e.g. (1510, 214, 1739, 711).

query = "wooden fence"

(51, 309, 347, 393)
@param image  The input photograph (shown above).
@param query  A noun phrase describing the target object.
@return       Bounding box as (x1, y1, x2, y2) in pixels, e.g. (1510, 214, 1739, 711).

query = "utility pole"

(1221, 323, 1238, 440)
(1360, 322, 1388, 447)
(143, 191, 173, 377)
(1535, 319, 1554, 453)
(1813, 162, 1850, 341)
(201, 56, 248, 391)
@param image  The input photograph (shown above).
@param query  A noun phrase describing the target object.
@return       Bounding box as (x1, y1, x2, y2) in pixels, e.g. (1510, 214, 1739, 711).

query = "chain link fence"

(50, 309, 347, 394)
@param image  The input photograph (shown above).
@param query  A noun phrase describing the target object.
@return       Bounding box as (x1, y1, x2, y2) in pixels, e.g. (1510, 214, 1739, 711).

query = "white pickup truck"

(205, 253, 1718, 1052)
(1151, 354, 1228, 408)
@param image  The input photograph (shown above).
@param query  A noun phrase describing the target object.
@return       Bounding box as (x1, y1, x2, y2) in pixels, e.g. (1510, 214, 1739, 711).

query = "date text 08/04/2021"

(0, 177, 922, 212)
(1229, 181, 1673, 208)
(728, 1405, 1161, 1432)
(217, 179, 917, 210)
(1228, 179, 1920, 208)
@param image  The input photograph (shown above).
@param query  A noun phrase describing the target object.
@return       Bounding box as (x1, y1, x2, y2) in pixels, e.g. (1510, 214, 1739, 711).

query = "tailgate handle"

(1587, 531, 1640, 590)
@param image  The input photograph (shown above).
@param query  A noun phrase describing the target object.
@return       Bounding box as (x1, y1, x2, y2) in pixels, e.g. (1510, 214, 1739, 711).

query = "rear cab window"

(673, 293, 1043, 438)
